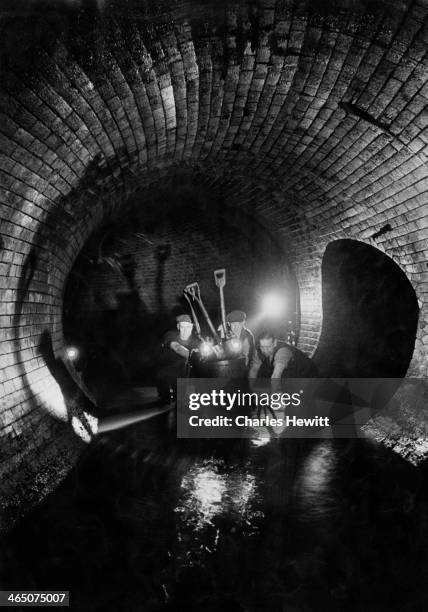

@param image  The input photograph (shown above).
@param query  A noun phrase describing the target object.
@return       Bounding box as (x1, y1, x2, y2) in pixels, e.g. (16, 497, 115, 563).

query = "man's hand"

(248, 362, 260, 390)
(170, 341, 190, 359)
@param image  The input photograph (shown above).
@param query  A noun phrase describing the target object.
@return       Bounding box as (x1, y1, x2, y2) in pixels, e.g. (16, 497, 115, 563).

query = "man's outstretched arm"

(248, 352, 261, 387)
(270, 347, 292, 392)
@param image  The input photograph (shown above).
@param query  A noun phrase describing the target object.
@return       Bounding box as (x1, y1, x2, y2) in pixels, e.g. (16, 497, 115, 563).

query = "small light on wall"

(66, 346, 79, 361)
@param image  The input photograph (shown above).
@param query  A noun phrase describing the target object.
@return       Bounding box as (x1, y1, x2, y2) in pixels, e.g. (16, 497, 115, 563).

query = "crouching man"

(249, 329, 317, 393)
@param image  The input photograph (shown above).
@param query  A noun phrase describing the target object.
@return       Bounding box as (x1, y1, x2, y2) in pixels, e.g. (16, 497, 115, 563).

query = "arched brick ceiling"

(0, 0, 427, 528)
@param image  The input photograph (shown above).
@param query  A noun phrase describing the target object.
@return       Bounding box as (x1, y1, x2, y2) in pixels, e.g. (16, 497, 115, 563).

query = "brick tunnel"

(0, 0, 427, 540)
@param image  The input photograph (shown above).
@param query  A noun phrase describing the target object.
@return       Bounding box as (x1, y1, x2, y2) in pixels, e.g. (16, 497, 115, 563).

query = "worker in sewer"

(224, 310, 255, 368)
(249, 328, 317, 393)
(156, 314, 199, 404)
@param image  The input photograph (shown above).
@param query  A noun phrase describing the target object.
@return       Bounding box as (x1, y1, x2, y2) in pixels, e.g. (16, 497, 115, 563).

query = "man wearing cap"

(226, 310, 255, 368)
(156, 314, 199, 403)
(249, 328, 317, 393)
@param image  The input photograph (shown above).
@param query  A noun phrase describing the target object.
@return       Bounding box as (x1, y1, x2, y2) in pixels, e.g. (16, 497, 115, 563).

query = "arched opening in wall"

(314, 239, 419, 378)
(62, 176, 298, 403)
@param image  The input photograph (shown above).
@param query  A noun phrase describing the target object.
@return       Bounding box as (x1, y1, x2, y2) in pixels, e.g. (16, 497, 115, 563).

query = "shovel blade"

(185, 282, 200, 298)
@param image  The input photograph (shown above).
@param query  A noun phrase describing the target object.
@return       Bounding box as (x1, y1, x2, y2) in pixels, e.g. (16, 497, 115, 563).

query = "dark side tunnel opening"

(314, 239, 419, 378)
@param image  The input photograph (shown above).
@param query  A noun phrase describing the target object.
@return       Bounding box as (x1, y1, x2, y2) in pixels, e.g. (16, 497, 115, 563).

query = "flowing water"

(1, 414, 427, 611)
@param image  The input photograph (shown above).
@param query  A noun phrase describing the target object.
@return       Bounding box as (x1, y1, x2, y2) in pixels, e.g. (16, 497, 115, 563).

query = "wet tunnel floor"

(2, 415, 428, 612)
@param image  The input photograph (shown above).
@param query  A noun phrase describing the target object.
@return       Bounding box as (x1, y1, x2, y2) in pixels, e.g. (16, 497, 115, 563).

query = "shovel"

(183, 290, 202, 340)
(184, 282, 220, 342)
(214, 268, 227, 337)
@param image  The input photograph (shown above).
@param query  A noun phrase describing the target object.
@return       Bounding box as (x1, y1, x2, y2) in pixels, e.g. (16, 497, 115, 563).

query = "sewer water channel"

(1, 413, 428, 612)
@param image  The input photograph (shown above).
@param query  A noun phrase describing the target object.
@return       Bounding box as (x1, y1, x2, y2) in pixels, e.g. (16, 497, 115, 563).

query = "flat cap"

(176, 314, 192, 323)
(226, 310, 246, 322)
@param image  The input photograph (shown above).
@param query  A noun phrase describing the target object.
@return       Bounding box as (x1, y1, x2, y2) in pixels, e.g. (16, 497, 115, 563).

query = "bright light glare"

(228, 338, 242, 353)
(72, 413, 98, 442)
(251, 436, 270, 447)
(175, 459, 259, 532)
(66, 346, 79, 361)
(200, 342, 213, 358)
(261, 293, 287, 318)
(178, 464, 227, 529)
(32, 376, 68, 421)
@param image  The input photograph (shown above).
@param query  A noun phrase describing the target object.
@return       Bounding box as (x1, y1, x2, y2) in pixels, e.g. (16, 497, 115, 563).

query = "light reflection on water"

(250, 434, 271, 447)
(174, 457, 264, 565)
(176, 461, 227, 530)
(295, 441, 339, 518)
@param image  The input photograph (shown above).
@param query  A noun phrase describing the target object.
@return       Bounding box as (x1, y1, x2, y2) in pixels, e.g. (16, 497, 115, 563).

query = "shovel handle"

(183, 292, 202, 339)
(185, 282, 200, 300)
(184, 284, 220, 342)
(214, 269, 227, 335)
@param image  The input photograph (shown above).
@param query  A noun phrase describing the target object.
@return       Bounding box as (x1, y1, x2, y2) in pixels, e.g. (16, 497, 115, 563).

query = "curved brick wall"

(0, 0, 427, 527)
(65, 188, 289, 322)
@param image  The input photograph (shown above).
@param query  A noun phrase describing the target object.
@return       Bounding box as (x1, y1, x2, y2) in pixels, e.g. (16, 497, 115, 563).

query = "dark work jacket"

(160, 331, 199, 375)
(257, 341, 317, 378)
